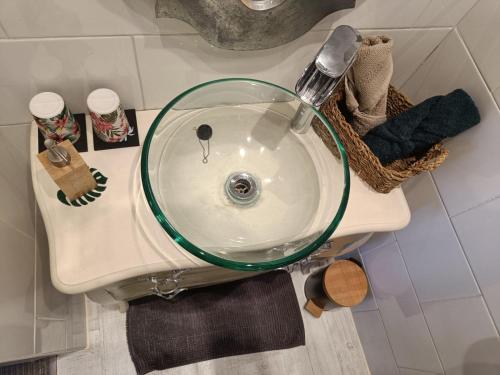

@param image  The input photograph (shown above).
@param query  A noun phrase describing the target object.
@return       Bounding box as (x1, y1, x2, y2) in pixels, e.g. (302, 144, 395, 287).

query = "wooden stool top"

(323, 260, 368, 307)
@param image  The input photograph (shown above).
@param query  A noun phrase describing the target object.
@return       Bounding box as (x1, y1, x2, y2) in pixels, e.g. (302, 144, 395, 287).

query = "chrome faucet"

(291, 25, 362, 133)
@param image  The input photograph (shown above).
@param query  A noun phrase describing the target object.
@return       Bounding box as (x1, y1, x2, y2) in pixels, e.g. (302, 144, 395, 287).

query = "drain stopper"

(196, 124, 212, 140)
(196, 124, 213, 163)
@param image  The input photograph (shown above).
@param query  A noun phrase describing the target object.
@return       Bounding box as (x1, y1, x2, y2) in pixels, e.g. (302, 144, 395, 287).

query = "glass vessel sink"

(141, 78, 349, 271)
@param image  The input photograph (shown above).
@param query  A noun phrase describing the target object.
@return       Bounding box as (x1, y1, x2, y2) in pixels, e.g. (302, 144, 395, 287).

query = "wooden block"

(37, 140, 97, 201)
(323, 260, 368, 307)
(304, 299, 324, 318)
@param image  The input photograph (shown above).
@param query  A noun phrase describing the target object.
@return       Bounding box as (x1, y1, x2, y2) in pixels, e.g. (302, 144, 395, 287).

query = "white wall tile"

(422, 297, 500, 375)
(0, 0, 195, 38)
(361, 242, 443, 373)
(134, 31, 331, 109)
(402, 31, 500, 217)
(459, 0, 500, 108)
(0, 221, 35, 362)
(395, 173, 479, 302)
(0, 37, 143, 125)
(453, 198, 500, 331)
(360, 28, 450, 89)
(315, 0, 477, 30)
(135, 27, 447, 111)
(353, 310, 399, 375)
(0, 124, 35, 238)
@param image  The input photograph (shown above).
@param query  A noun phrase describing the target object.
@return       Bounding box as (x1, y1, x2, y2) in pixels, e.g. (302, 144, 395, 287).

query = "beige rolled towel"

(345, 35, 394, 136)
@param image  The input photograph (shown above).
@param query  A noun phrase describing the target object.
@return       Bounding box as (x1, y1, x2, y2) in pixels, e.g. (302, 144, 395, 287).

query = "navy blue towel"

(363, 89, 480, 165)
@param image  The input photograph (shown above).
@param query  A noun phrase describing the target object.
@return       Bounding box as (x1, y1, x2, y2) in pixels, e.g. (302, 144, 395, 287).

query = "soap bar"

(37, 140, 97, 201)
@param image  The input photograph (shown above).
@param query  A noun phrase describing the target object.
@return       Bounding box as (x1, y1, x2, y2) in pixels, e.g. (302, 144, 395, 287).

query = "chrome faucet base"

(291, 103, 317, 134)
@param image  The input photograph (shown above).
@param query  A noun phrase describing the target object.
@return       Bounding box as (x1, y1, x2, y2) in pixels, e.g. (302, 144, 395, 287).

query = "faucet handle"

(295, 25, 362, 107)
(315, 25, 362, 78)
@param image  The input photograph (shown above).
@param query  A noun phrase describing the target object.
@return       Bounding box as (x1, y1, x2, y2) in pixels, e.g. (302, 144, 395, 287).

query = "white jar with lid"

(29, 92, 80, 143)
(87, 88, 130, 143)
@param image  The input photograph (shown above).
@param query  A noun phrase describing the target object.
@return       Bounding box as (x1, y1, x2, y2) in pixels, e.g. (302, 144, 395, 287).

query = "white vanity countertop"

(31, 110, 410, 294)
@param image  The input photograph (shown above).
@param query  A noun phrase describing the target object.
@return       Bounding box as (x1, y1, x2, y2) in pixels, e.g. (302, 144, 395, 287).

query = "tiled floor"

(57, 272, 370, 375)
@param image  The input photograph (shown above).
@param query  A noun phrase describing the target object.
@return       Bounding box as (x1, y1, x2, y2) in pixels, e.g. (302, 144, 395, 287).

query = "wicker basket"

(312, 85, 449, 193)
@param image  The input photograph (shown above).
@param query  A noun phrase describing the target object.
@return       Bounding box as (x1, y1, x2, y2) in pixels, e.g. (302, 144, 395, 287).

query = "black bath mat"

(126, 271, 305, 374)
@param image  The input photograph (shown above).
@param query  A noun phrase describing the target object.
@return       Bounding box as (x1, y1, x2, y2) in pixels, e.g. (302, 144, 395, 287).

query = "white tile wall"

(459, 0, 500, 107)
(361, 242, 443, 373)
(0, 124, 35, 237)
(133, 31, 331, 109)
(365, 28, 451, 89)
(0, 37, 143, 126)
(353, 310, 399, 375)
(395, 173, 479, 302)
(402, 30, 500, 217)
(134, 28, 448, 110)
(453, 198, 500, 331)
(315, 0, 478, 30)
(422, 297, 500, 375)
(0, 0, 195, 38)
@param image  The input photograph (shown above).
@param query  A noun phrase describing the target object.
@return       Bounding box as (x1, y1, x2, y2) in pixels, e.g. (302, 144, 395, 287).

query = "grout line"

(130, 36, 146, 110)
(455, 0, 481, 27)
(0, 21, 8, 38)
(0, 121, 32, 127)
(398, 366, 441, 375)
(36, 316, 67, 321)
(0, 215, 35, 240)
(420, 293, 486, 306)
(451, 193, 500, 218)
(357, 251, 401, 369)
(0, 32, 200, 41)
(455, 29, 500, 113)
(0, 26, 458, 42)
(399, 28, 453, 91)
(392, 237, 446, 373)
(316, 26, 454, 32)
(428, 174, 500, 337)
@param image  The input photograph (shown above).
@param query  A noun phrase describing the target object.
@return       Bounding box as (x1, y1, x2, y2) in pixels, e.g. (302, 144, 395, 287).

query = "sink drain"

(225, 172, 260, 206)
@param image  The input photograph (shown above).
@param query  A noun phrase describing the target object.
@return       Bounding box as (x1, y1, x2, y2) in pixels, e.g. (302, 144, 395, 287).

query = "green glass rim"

(140, 78, 350, 271)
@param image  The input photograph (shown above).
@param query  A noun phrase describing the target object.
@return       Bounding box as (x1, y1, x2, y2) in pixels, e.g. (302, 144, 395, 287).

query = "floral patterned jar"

(87, 88, 130, 143)
(29, 92, 80, 144)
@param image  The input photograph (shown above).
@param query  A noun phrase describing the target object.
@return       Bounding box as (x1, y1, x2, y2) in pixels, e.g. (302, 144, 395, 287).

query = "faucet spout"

(291, 25, 361, 133)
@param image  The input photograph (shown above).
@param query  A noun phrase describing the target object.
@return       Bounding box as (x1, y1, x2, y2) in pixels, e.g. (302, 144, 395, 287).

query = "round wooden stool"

(304, 260, 368, 318)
